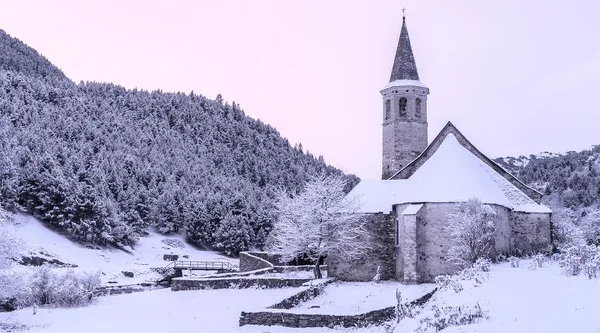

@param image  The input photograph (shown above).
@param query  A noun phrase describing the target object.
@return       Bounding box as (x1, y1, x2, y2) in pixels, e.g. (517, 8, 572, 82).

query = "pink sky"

(1, 1, 599, 179)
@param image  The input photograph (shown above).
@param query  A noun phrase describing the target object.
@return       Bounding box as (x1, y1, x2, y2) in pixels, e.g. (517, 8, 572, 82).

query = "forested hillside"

(495, 145, 600, 211)
(0, 29, 358, 255)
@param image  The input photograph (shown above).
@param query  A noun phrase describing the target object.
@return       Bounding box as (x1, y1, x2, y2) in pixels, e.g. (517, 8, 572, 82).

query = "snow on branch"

(266, 174, 371, 269)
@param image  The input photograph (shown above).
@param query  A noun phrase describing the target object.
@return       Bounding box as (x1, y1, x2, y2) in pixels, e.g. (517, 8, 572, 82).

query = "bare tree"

(267, 174, 371, 278)
(444, 198, 497, 267)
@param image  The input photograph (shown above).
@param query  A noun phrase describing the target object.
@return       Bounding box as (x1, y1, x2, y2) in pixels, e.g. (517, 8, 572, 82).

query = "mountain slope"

(0, 28, 358, 256)
(0, 30, 66, 82)
(495, 145, 600, 210)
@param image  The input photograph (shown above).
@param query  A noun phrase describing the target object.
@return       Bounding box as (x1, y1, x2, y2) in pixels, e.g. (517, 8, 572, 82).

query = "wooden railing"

(167, 260, 237, 271)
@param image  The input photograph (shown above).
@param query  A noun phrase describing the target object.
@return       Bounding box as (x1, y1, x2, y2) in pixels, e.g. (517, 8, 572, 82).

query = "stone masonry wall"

(171, 277, 311, 291)
(381, 84, 429, 179)
(413, 203, 514, 283)
(268, 279, 335, 310)
(326, 213, 396, 281)
(239, 287, 437, 328)
(239, 252, 275, 272)
(510, 212, 552, 255)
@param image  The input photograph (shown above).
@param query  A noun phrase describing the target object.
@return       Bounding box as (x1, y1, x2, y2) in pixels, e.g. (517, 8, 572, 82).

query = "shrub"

(416, 303, 487, 332)
(28, 266, 101, 308)
(533, 253, 546, 267)
(473, 258, 491, 272)
(557, 243, 600, 278)
(435, 275, 463, 293)
(509, 256, 520, 268)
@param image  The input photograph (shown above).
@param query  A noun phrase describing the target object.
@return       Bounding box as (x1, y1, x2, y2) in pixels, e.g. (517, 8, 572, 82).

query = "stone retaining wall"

(239, 307, 396, 328)
(94, 283, 163, 297)
(239, 287, 437, 328)
(268, 279, 335, 310)
(239, 252, 275, 272)
(171, 277, 312, 291)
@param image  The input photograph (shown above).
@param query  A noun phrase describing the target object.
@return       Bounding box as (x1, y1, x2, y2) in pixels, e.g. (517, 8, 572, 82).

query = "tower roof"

(389, 16, 420, 82)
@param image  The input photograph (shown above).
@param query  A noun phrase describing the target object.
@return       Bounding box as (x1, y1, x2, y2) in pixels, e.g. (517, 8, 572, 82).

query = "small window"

(385, 100, 391, 119)
(399, 97, 407, 117)
(415, 98, 422, 118)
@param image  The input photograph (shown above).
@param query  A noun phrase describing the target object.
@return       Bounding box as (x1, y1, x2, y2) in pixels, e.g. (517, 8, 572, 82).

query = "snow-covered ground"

(396, 259, 600, 333)
(292, 281, 433, 314)
(8, 214, 238, 285)
(0, 288, 306, 333)
(5, 215, 600, 332)
(0, 287, 391, 333)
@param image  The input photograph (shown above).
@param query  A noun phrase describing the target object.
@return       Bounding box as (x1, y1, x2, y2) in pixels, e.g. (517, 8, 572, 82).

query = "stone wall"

(404, 203, 519, 283)
(94, 283, 162, 297)
(239, 287, 437, 328)
(268, 279, 335, 310)
(327, 203, 551, 284)
(240, 307, 395, 328)
(171, 277, 312, 291)
(381, 84, 429, 179)
(239, 252, 275, 272)
(326, 213, 396, 281)
(510, 212, 552, 255)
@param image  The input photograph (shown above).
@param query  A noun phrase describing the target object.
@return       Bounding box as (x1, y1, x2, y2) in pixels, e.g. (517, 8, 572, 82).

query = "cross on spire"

(402, 7, 406, 17)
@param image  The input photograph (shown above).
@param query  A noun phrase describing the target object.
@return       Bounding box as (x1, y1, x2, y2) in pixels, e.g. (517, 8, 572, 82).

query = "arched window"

(385, 100, 391, 119)
(415, 98, 422, 118)
(399, 97, 407, 117)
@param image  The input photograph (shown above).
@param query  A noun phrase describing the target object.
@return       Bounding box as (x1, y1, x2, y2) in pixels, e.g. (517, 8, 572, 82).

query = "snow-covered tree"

(444, 198, 497, 267)
(267, 174, 370, 278)
(0, 208, 20, 270)
(580, 208, 600, 246)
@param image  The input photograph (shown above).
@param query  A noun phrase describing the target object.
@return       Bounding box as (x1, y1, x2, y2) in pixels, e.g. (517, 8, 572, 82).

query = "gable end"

(388, 122, 543, 203)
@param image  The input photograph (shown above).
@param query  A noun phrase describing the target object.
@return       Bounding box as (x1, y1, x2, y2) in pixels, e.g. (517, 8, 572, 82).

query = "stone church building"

(327, 16, 552, 283)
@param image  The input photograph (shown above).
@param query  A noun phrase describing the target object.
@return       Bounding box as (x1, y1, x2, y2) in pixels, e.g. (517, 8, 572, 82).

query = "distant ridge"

(0, 29, 67, 81)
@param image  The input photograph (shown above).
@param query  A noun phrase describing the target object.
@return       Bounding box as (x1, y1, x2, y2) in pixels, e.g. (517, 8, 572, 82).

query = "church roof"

(389, 122, 543, 203)
(347, 123, 551, 214)
(389, 17, 420, 82)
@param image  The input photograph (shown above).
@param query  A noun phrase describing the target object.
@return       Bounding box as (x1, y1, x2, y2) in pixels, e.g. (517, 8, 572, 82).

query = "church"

(326, 16, 552, 283)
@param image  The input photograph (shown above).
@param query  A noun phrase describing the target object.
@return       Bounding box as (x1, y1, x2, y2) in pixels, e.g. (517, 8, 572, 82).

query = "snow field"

(292, 281, 433, 315)
(8, 214, 238, 286)
(395, 259, 600, 333)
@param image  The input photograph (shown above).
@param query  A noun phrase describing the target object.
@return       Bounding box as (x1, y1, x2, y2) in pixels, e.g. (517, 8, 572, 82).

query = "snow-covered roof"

(401, 204, 423, 215)
(382, 79, 427, 90)
(348, 134, 551, 214)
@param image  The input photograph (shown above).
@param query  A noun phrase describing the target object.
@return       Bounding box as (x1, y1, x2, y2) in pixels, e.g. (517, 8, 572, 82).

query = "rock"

(309, 305, 320, 309)
(107, 281, 118, 284)
(122, 271, 134, 278)
(19, 256, 77, 268)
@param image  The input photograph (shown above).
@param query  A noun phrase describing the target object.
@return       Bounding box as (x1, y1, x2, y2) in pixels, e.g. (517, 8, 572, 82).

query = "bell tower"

(381, 14, 429, 179)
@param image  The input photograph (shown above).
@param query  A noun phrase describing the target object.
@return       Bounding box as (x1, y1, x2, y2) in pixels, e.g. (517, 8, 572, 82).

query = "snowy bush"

(557, 243, 600, 278)
(416, 303, 488, 333)
(529, 253, 546, 269)
(396, 289, 418, 322)
(509, 256, 520, 268)
(28, 266, 101, 307)
(434, 275, 463, 293)
(552, 209, 585, 251)
(473, 258, 491, 272)
(444, 199, 498, 267)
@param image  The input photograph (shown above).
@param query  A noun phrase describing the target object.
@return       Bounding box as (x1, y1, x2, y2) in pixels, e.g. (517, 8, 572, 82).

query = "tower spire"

(389, 13, 419, 82)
